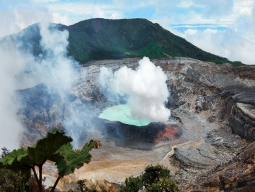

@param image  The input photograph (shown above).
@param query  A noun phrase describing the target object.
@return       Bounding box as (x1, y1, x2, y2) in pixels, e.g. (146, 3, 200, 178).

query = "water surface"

(99, 104, 150, 126)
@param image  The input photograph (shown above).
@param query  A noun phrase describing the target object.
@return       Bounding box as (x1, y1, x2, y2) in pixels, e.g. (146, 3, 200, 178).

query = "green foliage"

(56, 140, 101, 177)
(0, 168, 33, 192)
(120, 176, 143, 192)
(0, 129, 101, 192)
(231, 61, 244, 67)
(0, 148, 30, 176)
(0, 129, 72, 168)
(26, 128, 73, 166)
(142, 164, 170, 187)
(121, 165, 178, 192)
(0, 148, 34, 192)
(146, 178, 178, 192)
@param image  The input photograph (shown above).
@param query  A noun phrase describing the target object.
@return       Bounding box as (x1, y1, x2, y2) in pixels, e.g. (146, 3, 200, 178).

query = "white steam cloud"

(99, 57, 170, 122)
(35, 23, 78, 96)
(0, 22, 78, 150)
(0, 39, 32, 150)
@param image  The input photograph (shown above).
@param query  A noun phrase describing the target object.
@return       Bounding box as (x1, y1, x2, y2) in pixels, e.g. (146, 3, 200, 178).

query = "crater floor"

(19, 57, 255, 191)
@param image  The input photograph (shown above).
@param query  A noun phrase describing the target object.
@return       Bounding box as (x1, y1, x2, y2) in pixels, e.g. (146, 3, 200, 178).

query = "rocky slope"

(157, 57, 255, 191)
(17, 57, 255, 191)
(193, 141, 255, 191)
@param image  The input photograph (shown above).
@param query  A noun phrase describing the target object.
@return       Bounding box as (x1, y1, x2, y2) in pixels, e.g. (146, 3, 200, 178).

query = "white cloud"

(51, 12, 72, 25)
(0, 9, 51, 37)
(93, 5, 107, 18)
(148, 0, 255, 64)
(175, 21, 255, 64)
(177, 2, 195, 8)
(0, 1, 52, 37)
(233, 0, 254, 16)
(110, 12, 122, 19)
(91, 4, 123, 19)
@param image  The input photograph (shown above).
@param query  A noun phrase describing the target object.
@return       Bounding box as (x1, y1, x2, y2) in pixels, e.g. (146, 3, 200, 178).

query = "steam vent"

(99, 105, 181, 143)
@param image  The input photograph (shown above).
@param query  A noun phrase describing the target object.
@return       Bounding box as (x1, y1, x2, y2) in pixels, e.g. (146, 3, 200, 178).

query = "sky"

(0, 0, 255, 64)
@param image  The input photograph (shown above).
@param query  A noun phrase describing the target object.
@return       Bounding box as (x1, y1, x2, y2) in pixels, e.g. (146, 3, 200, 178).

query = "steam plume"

(0, 39, 31, 150)
(36, 23, 78, 96)
(0, 22, 79, 149)
(99, 57, 171, 122)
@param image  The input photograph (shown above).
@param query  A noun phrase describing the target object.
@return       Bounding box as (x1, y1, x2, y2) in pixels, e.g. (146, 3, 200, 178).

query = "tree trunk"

(32, 166, 39, 187)
(50, 176, 61, 192)
(39, 165, 43, 192)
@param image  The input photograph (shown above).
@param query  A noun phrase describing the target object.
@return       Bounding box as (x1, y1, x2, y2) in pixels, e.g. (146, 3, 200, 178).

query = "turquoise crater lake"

(99, 105, 150, 126)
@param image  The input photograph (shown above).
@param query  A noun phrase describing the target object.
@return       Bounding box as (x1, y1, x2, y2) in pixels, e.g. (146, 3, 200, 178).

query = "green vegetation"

(146, 178, 178, 192)
(121, 176, 143, 192)
(231, 61, 244, 67)
(9, 18, 243, 66)
(120, 164, 178, 192)
(0, 147, 35, 192)
(64, 18, 230, 64)
(0, 168, 33, 192)
(0, 129, 101, 192)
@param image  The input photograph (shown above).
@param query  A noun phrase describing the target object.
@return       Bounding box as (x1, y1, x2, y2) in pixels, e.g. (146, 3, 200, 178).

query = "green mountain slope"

(1, 18, 239, 65)
(65, 18, 229, 64)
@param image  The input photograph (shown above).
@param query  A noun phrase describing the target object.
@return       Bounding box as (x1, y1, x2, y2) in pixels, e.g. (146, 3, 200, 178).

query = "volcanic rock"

(192, 141, 255, 192)
(17, 57, 255, 191)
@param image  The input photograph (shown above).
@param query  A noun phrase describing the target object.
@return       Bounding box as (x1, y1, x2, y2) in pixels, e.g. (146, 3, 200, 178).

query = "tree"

(0, 129, 101, 192)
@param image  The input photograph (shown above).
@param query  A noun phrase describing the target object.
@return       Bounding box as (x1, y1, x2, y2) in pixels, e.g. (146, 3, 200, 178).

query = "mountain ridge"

(0, 18, 243, 66)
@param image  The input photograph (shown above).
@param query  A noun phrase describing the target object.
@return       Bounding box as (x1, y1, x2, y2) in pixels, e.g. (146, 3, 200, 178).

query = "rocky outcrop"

(156, 57, 255, 141)
(229, 103, 255, 141)
(155, 58, 255, 191)
(193, 141, 255, 192)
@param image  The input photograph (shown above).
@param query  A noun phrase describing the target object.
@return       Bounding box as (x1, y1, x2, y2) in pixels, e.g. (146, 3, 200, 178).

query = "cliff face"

(194, 142, 255, 192)
(229, 103, 255, 141)
(17, 57, 255, 191)
(159, 58, 255, 140)
(157, 58, 255, 191)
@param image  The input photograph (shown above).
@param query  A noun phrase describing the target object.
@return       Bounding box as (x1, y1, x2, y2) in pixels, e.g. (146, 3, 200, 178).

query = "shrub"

(146, 177, 178, 192)
(0, 147, 34, 192)
(0, 165, 35, 191)
(141, 164, 170, 187)
(120, 176, 143, 192)
(121, 165, 178, 192)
